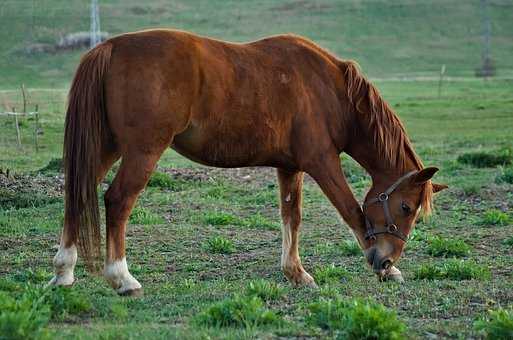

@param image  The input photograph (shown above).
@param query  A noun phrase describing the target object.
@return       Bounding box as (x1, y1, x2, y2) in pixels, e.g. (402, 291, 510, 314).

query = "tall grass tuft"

(474, 308, 513, 339)
(482, 209, 510, 226)
(307, 297, 406, 339)
(457, 148, 512, 168)
(245, 279, 285, 301)
(426, 236, 471, 257)
(195, 295, 280, 328)
(414, 259, 490, 281)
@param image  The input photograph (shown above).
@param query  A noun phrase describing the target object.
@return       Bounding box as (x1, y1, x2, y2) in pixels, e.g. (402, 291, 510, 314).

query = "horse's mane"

(342, 60, 433, 216)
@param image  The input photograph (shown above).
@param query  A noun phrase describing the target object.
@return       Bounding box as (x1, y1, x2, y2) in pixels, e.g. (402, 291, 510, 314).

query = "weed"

(495, 167, 513, 184)
(313, 264, 349, 285)
(110, 302, 129, 320)
(0, 190, 59, 210)
(241, 214, 280, 230)
(457, 148, 512, 168)
(37, 158, 63, 174)
(482, 209, 510, 226)
(245, 279, 285, 301)
(426, 236, 471, 257)
(148, 171, 184, 191)
(307, 297, 406, 339)
(129, 206, 163, 225)
(474, 308, 513, 340)
(196, 295, 280, 328)
(462, 184, 480, 196)
(203, 211, 238, 226)
(340, 240, 361, 256)
(503, 236, 513, 246)
(414, 260, 490, 280)
(204, 236, 235, 254)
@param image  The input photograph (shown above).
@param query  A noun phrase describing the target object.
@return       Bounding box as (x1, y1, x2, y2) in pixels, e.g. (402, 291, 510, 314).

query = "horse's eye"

(401, 202, 412, 215)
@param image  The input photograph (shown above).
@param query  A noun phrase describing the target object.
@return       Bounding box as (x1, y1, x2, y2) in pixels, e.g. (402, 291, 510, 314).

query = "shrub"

(307, 297, 406, 339)
(195, 295, 280, 328)
(245, 279, 285, 301)
(482, 209, 510, 226)
(414, 260, 490, 281)
(129, 206, 163, 225)
(203, 211, 238, 226)
(474, 308, 513, 339)
(204, 236, 235, 254)
(457, 148, 512, 168)
(495, 167, 513, 184)
(340, 240, 361, 256)
(313, 264, 349, 285)
(426, 236, 471, 257)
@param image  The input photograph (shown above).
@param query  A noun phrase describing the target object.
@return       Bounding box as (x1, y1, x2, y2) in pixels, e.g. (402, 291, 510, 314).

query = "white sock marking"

(104, 257, 141, 293)
(48, 244, 77, 286)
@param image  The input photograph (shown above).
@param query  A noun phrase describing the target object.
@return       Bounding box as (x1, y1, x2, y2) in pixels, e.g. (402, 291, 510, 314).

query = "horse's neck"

(345, 132, 417, 185)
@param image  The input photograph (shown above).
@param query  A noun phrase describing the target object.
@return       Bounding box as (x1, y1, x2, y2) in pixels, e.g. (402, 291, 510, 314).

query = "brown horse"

(49, 29, 447, 295)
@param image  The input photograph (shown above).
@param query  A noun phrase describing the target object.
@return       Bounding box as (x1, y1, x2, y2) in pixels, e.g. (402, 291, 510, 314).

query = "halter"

(362, 171, 417, 243)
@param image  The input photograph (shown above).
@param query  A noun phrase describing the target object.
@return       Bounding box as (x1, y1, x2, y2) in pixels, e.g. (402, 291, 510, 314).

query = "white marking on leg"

(104, 257, 141, 294)
(48, 244, 77, 286)
(281, 221, 292, 269)
(284, 193, 291, 202)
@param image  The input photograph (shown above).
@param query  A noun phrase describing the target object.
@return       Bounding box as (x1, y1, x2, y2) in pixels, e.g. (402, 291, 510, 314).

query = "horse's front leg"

(277, 169, 317, 287)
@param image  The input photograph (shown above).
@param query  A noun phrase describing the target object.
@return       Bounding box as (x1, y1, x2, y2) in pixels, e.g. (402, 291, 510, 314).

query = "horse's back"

(103, 29, 343, 168)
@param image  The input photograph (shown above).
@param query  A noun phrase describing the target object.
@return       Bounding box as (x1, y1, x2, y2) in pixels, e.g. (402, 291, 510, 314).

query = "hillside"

(1, 0, 513, 89)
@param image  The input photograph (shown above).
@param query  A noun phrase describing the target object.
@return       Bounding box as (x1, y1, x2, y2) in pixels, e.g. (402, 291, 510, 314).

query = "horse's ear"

(432, 183, 448, 193)
(413, 167, 439, 185)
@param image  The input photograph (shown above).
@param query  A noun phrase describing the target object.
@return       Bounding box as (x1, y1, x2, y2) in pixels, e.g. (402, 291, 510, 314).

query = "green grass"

(474, 308, 513, 340)
(245, 279, 285, 302)
(482, 209, 510, 226)
(204, 236, 235, 254)
(195, 295, 280, 328)
(339, 239, 361, 256)
(496, 167, 513, 184)
(457, 148, 513, 168)
(426, 235, 471, 257)
(129, 206, 164, 225)
(414, 260, 491, 281)
(307, 297, 406, 340)
(503, 236, 513, 247)
(1, 79, 513, 338)
(313, 264, 349, 285)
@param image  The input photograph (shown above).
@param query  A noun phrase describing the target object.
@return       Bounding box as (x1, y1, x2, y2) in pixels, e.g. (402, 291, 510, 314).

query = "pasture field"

(1, 78, 512, 339)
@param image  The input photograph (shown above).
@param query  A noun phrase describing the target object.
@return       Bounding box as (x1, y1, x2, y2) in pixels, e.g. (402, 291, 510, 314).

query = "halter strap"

(363, 171, 417, 242)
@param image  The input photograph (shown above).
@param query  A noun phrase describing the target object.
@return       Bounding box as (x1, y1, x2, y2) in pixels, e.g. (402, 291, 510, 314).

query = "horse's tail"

(63, 42, 112, 272)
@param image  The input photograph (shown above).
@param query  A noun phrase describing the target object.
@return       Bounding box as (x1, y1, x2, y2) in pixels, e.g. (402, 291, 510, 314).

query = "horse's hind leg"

(277, 169, 316, 287)
(49, 147, 120, 286)
(103, 147, 166, 296)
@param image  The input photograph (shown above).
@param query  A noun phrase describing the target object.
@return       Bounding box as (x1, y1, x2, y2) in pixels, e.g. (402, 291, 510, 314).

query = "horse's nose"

(381, 259, 392, 270)
(372, 256, 392, 274)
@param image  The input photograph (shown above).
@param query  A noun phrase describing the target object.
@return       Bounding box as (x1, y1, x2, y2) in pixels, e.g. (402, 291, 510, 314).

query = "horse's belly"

(171, 125, 277, 168)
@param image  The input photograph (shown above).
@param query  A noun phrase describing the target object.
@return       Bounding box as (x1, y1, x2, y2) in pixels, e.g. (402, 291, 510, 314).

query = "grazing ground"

(1, 78, 513, 339)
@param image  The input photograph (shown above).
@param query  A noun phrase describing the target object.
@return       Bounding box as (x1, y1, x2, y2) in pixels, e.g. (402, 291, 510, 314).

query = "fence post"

(34, 104, 39, 152)
(21, 84, 27, 113)
(438, 64, 446, 99)
(13, 107, 21, 148)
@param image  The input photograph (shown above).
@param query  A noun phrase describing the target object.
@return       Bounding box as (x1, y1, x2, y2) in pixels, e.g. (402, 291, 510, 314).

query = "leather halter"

(362, 171, 417, 243)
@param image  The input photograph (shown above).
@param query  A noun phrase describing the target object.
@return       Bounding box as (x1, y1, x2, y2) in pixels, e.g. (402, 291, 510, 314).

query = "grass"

(129, 206, 164, 225)
(307, 297, 406, 340)
(195, 295, 280, 328)
(245, 279, 285, 302)
(474, 308, 513, 340)
(204, 236, 235, 254)
(313, 264, 349, 285)
(496, 167, 513, 184)
(1, 78, 513, 337)
(426, 235, 471, 257)
(482, 209, 510, 226)
(413, 259, 491, 281)
(457, 148, 513, 168)
(339, 240, 361, 256)
(503, 236, 513, 246)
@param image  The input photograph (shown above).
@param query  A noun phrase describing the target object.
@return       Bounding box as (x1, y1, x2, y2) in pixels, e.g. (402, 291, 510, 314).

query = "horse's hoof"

(47, 275, 75, 288)
(118, 288, 143, 297)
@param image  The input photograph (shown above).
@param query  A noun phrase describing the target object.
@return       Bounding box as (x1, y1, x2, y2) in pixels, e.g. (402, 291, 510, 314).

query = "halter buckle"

(387, 224, 398, 233)
(378, 193, 388, 202)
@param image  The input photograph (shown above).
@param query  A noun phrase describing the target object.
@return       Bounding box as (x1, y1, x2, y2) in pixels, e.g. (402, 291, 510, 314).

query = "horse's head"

(362, 167, 447, 278)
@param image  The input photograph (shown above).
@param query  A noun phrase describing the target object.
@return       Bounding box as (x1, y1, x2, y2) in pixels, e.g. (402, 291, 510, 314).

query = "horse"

(48, 29, 447, 296)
